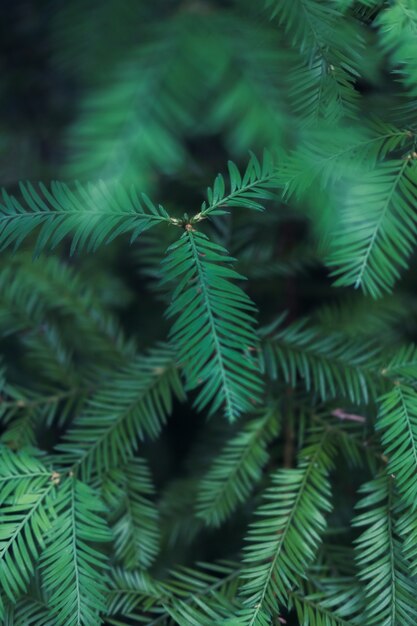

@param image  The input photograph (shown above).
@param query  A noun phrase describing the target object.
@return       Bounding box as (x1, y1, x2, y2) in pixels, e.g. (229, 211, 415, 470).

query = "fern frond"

(282, 122, 413, 198)
(239, 430, 334, 624)
(266, 0, 360, 63)
(328, 159, 417, 298)
(64, 23, 194, 189)
(377, 383, 417, 508)
(108, 562, 240, 626)
(107, 568, 166, 621)
(0, 180, 170, 255)
(205, 21, 292, 152)
(196, 410, 279, 526)
(0, 266, 79, 387)
(259, 314, 380, 404)
(353, 475, 417, 625)
(162, 230, 262, 421)
(376, 0, 417, 95)
(0, 448, 55, 609)
(8, 253, 136, 363)
(313, 292, 408, 340)
(41, 477, 111, 626)
(267, 0, 364, 122)
(288, 57, 359, 125)
(381, 344, 417, 380)
(58, 344, 184, 479)
(3, 596, 52, 626)
(199, 152, 279, 219)
(288, 577, 363, 626)
(162, 595, 235, 626)
(0, 445, 52, 490)
(102, 458, 160, 569)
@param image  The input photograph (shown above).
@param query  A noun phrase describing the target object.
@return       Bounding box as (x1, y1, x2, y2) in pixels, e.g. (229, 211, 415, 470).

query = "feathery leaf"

(163, 229, 262, 421)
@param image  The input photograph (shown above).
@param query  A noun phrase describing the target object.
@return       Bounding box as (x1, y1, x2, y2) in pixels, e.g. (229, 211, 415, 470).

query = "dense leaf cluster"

(2, 0, 417, 624)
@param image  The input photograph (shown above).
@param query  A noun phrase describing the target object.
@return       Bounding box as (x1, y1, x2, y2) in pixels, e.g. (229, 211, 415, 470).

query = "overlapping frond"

(196, 410, 279, 526)
(259, 314, 380, 403)
(3, 597, 52, 626)
(288, 577, 363, 626)
(0, 180, 170, 255)
(58, 344, 184, 479)
(376, 0, 417, 95)
(162, 229, 262, 421)
(382, 344, 417, 380)
(102, 458, 160, 569)
(314, 293, 408, 340)
(267, 0, 364, 123)
(266, 0, 360, 63)
(238, 430, 334, 624)
(328, 159, 417, 298)
(107, 562, 240, 626)
(41, 477, 111, 626)
(0, 266, 79, 386)
(204, 21, 292, 152)
(377, 383, 417, 508)
(3, 3, 417, 624)
(107, 568, 166, 622)
(353, 475, 417, 625)
(0, 447, 55, 613)
(282, 122, 412, 198)
(63, 20, 195, 188)
(7, 252, 136, 364)
(288, 57, 359, 125)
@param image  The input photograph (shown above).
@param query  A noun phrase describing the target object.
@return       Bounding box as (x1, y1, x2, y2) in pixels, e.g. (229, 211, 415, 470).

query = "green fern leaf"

(196, 410, 279, 526)
(57, 344, 184, 479)
(259, 314, 380, 404)
(377, 384, 417, 508)
(267, 0, 363, 122)
(239, 430, 334, 624)
(199, 152, 279, 219)
(107, 568, 166, 620)
(289, 578, 362, 626)
(108, 562, 240, 625)
(0, 447, 55, 610)
(3, 597, 52, 626)
(102, 458, 160, 569)
(0, 181, 170, 255)
(64, 22, 194, 188)
(41, 477, 111, 626)
(162, 229, 263, 421)
(282, 122, 412, 198)
(353, 475, 417, 625)
(328, 159, 417, 298)
(376, 0, 417, 95)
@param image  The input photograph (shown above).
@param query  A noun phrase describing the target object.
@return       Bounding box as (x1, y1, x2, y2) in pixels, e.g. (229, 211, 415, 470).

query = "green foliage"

(58, 344, 184, 479)
(2, 1, 417, 624)
(0, 448, 55, 616)
(41, 478, 111, 626)
(201, 152, 279, 218)
(353, 475, 417, 625)
(260, 314, 383, 403)
(162, 230, 262, 421)
(328, 159, 417, 298)
(196, 410, 279, 526)
(377, 384, 417, 507)
(288, 576, 363, 626)
(0, 181, 170, 255)
(102, 458, 160, 569)
(239, 431, 334, 623)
